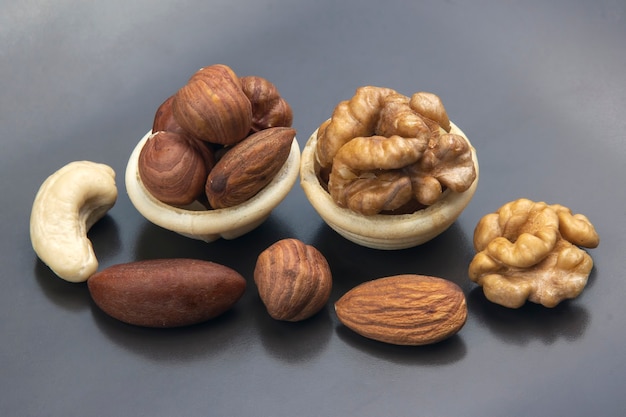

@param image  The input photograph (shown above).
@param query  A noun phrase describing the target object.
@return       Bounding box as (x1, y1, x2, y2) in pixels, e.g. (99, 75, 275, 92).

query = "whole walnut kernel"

(469, 199, 600, 308)
(314, 86, 476, 216)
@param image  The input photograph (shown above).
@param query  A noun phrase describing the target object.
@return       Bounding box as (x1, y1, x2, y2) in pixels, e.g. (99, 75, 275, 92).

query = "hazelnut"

(240, 75, 293, 132)
(254, 239, 332, 322)
(138, 131, 213, 206)
(152, 95, 185, 134)
(172, 64, 252, 145)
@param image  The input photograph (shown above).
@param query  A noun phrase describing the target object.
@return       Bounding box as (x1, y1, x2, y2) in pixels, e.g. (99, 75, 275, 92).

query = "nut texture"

(30, 161, 117, 282)
(206, 127, 296, 208)
(152, 95, 186, 134)
(409, 91, 451, 132)
(254, 238, 332, 321)
(138, 131, 214, 206)
(299, 122, 479, 249)
(335, 274, 467, 345)
(240, 75, 293, 132)
(172, 64, 252, 145)
(469, 198, 599, 308)
(315, 86, 476, 215)
(126, 129, 301, 242)
(88, 259, 246, 327)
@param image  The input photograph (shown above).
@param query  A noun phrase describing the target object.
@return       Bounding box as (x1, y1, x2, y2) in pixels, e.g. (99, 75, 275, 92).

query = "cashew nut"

(30, 161, 118, 282)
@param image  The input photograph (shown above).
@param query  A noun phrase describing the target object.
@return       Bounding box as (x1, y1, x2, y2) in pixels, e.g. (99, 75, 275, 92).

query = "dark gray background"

(2, 1, 625, 416)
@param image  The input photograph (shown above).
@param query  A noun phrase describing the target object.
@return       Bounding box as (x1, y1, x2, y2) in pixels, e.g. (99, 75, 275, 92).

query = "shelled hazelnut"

(138, 64, 295, 209)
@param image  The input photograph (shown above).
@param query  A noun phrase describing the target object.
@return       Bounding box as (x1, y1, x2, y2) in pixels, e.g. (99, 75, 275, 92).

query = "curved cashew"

(30, 161, 118, 282)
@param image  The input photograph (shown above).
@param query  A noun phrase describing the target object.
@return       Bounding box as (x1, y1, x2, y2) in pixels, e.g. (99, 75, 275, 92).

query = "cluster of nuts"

(28, 159, 466, 343)
(139, 64, 295, 209)
(29, 68, 601, 350)
(314, 86, 477, 215)
(88, 238, 334, 327)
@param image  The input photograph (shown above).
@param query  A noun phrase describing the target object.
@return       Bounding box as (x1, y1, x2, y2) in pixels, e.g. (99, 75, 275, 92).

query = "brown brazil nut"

(88, 258, 246, 327)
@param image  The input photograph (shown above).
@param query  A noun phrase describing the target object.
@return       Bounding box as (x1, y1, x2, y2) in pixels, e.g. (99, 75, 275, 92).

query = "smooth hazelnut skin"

(152, 95, 186, 134)
(152, 95, 217, 181)
(188, 64, 242, 88)
(172, 64, 252, 145)
(138, 131, 211, 206)
(254, 238, 332, 322)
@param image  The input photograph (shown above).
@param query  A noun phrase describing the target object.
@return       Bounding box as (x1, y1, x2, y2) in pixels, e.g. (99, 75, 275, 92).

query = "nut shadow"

(34, 259, 91, 311)
(34, 215, 121, 311)
(89, 297, 251, 363)
(253, 297, 333, 364)
(312, 220, 476, 296)
(311, 220, 471, 365)
(467, 284, 591, 345)
(88, 215, 123, 264)
(336, 324, 467, 365)
(87, 214, 298, 363)
(133, 214, 295, 279)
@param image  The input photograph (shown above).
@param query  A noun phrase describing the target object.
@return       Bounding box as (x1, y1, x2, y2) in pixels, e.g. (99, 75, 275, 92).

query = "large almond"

(335, 274, 467, 345)
(88, 259, 246, 327)
(206, 127, 296, 208)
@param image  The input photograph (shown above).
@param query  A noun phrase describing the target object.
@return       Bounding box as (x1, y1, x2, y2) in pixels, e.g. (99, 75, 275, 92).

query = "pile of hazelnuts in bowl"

(125, 64, 301, 242)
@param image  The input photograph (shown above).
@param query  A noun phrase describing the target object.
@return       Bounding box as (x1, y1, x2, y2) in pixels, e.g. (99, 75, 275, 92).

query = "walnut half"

(468, 198, 600, 308)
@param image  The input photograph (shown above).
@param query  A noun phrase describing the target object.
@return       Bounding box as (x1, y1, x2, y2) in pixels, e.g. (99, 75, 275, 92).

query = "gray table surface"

(2, 1, 625, 416)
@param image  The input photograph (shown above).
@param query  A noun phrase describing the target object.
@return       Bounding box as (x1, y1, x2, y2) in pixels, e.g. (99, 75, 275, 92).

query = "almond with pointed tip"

(335, 274, 467, 345)
(206, 127, 296, 208)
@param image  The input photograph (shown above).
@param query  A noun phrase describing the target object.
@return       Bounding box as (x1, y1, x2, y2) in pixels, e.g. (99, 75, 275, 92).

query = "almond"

(88, 259, 246, 327)
(335, 274, 467, 345)
(205, 127, 296, 208)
